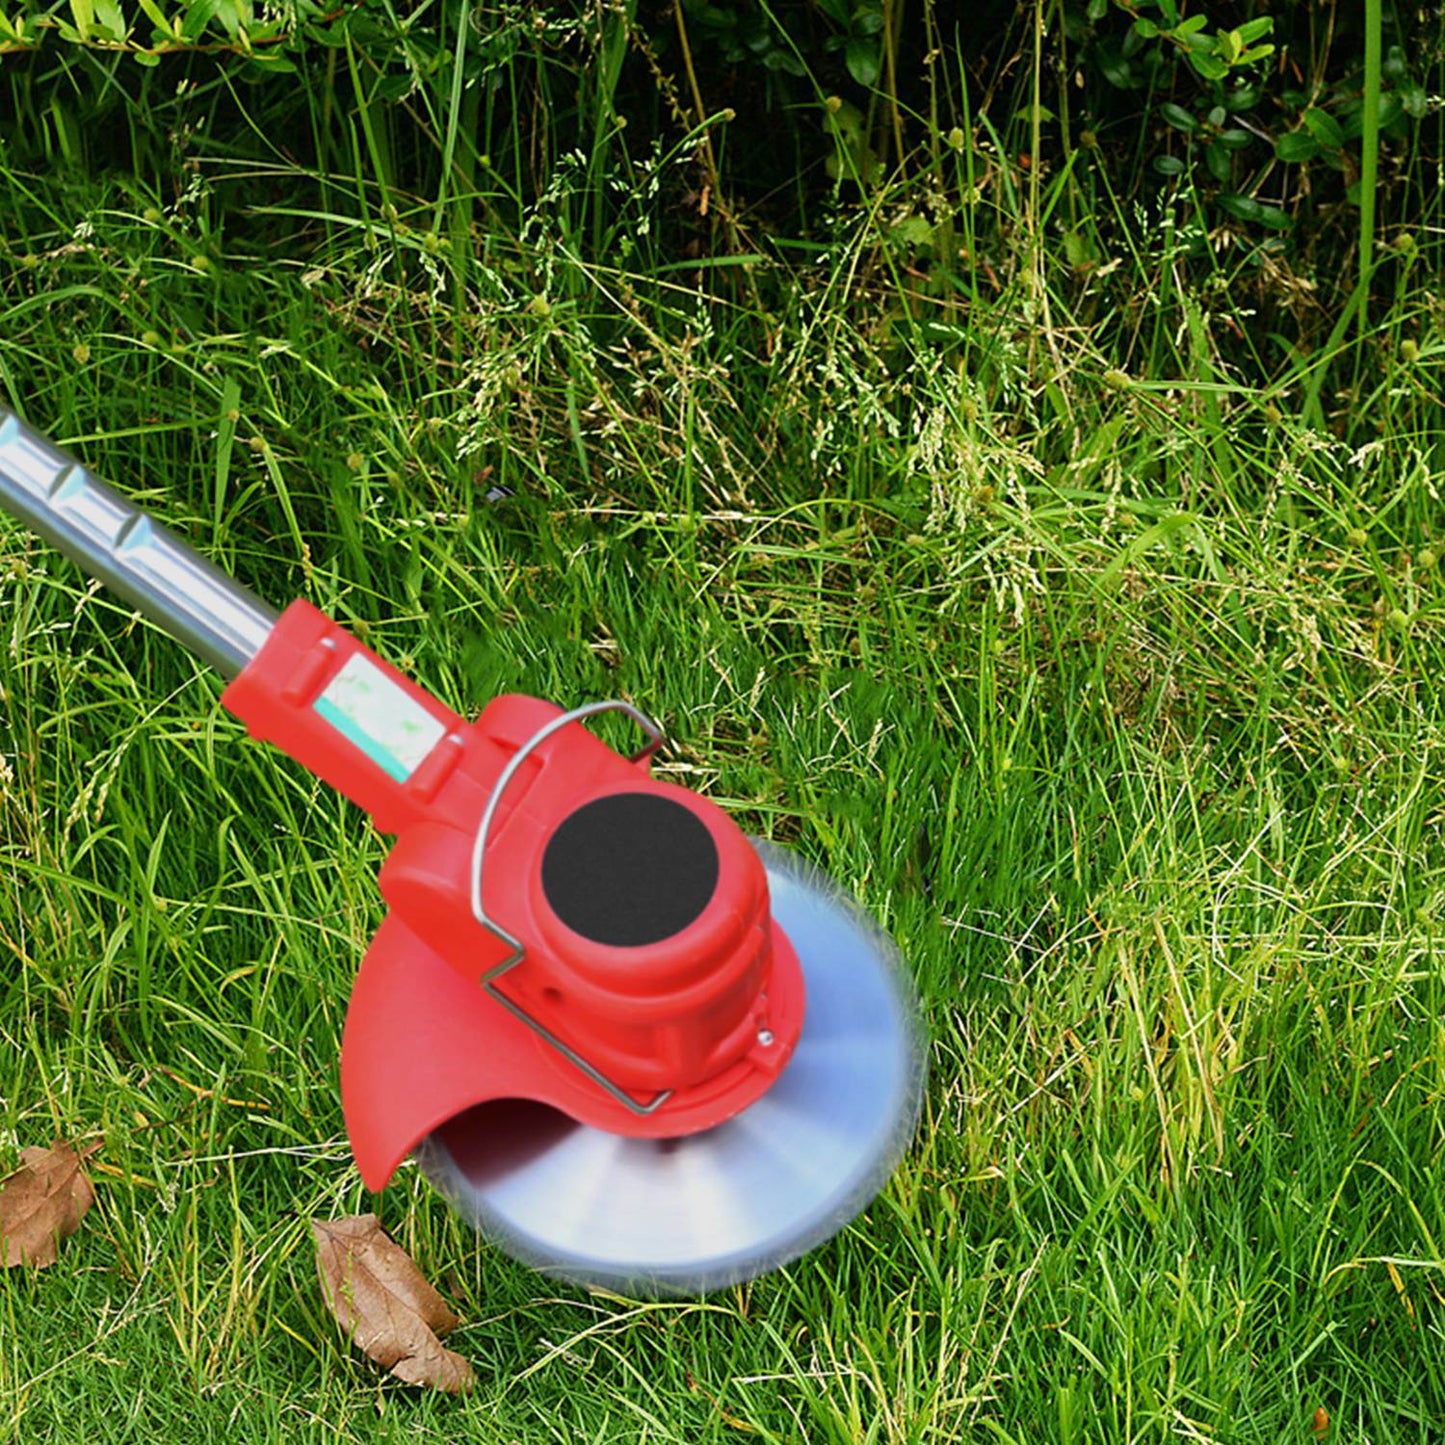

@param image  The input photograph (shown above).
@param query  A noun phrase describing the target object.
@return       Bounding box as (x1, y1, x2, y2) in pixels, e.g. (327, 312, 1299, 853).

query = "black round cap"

(541, 791, 719, 948)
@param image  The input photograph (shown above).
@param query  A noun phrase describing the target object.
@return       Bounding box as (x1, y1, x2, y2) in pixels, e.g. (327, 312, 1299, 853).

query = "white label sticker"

(314, 653, 447, 782)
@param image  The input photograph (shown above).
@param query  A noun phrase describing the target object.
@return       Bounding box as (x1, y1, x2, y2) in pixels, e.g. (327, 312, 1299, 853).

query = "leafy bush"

(1, 0, 1438, 359)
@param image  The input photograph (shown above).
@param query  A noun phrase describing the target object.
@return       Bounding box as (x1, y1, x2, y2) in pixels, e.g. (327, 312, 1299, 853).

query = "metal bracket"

(467, 700, 672, 1116)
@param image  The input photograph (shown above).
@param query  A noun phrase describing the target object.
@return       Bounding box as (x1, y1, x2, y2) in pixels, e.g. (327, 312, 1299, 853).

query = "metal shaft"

(0, 408, 277, 677)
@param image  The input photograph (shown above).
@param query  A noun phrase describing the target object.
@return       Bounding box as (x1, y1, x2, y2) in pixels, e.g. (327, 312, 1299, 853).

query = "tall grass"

(1, 3, 1443, 1439)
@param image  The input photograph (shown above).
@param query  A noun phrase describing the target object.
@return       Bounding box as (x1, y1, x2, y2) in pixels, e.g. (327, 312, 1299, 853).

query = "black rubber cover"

(540, 791, 719, 947)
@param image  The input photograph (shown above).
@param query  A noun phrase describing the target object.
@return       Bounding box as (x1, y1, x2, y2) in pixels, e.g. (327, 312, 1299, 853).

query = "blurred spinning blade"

(418, 842, 927, 1295)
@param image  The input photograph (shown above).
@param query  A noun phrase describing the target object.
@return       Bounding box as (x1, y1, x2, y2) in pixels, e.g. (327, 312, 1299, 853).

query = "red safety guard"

(220, 601, 806, 1192)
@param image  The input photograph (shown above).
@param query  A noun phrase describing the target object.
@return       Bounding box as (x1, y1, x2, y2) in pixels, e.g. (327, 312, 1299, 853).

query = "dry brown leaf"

(313, 1214, 475, 1394)
(0, 1139, 100, 1268)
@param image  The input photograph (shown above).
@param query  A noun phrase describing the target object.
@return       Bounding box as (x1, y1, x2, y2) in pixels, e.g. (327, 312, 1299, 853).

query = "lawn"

(1, 5, 1444, 1440)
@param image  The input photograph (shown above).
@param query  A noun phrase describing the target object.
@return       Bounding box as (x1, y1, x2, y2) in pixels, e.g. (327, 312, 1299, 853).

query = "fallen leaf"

(0, 1139, 100, 1268)
(313, 1214, 474, 1394)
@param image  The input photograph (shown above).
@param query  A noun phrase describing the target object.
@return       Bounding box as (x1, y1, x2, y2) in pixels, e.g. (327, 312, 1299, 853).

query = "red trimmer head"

(0, 410, 926, 1294)
(223, 599, 810, 1177)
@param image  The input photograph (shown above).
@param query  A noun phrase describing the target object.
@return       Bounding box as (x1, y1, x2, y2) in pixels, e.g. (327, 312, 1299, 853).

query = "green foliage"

(1095, 0, 1275, 84)
(1094, 0, 1281, 226)
(2, 0, 1437, 261)
(1060, 1, 1433, 241)
(1273, 40, 1429, 170)
(812, 0, 884, 88)
(679, 0, 807, 77)
(1, 0, 1444, 1435)
(0, 0, 329, 63)
(3, 141, 1445, 1435)
(679, 0, 885, 87)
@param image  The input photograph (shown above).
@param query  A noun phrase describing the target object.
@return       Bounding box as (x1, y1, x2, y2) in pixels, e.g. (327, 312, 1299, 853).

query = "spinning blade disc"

(417, 842, 927, 1295)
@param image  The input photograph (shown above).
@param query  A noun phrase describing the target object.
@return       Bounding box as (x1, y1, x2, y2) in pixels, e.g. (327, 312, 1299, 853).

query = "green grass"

(2, 22, 1445, 1440)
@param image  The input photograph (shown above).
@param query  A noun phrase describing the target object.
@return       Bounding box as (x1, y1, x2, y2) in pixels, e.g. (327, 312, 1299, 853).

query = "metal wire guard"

(466, 699, 670, 1114)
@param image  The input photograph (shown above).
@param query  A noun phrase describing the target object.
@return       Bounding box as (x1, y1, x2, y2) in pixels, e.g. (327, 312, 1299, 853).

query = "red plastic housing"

(220, 601, 805, 1191)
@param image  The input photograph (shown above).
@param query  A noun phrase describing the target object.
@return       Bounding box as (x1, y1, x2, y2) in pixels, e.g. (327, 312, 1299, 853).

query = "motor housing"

(221, 600, 805, 1190)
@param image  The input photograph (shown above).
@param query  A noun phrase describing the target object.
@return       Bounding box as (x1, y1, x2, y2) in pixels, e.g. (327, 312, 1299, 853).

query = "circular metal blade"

(417, 842, 927, 1296)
